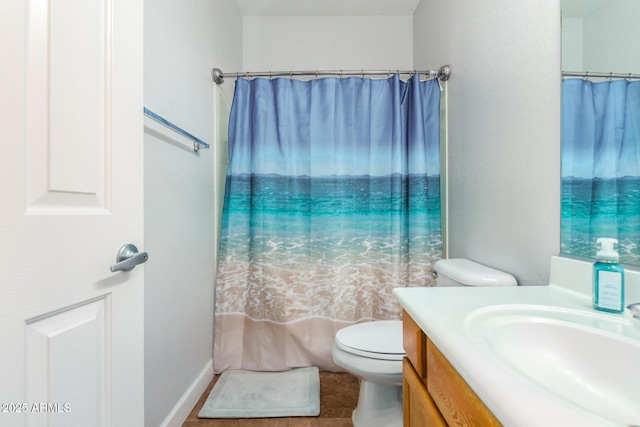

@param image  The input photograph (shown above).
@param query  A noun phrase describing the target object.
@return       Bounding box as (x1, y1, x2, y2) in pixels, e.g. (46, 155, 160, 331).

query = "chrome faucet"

(628, 303, 640, 320)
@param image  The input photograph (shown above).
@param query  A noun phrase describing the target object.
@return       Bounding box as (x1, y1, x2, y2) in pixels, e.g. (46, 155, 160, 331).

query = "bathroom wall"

(413, 0, 562, 285)
(561, 18, 583, 71)
(582, 0, 640, 73)
(143, 0, 241, 426)
(242, 15, 414, 71)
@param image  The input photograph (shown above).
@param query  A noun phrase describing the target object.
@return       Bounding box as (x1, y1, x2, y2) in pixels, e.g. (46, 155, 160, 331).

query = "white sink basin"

(465, 305, 640, 426)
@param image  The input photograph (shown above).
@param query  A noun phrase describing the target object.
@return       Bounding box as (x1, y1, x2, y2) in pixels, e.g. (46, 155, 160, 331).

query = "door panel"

(26, 0, 109, 211)
(26, 297, 108, 426)
(0, 0, 143, 425)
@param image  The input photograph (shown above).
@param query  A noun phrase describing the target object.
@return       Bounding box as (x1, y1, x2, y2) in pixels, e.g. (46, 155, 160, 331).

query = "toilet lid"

(335, 320, 405, 361)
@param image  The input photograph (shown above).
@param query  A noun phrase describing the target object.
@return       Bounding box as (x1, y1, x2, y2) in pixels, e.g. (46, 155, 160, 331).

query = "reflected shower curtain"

(214, 74, 441, 372)
(561, 78, 640, 264)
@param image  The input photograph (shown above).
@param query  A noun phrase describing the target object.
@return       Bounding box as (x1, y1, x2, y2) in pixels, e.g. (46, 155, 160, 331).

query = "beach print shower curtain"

(562, 78, 640, 264)
(214, 74, 442, 372)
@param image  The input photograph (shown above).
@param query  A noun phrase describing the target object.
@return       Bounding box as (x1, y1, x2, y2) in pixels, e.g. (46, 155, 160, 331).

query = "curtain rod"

(563, 70, 640, 80)
(212, 65, 452, 85)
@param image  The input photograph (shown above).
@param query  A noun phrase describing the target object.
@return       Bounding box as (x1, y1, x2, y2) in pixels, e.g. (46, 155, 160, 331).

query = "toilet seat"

(335, 320, 404, 361)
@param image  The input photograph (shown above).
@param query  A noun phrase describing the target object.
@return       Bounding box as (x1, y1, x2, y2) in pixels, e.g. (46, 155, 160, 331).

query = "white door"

(0, 0, 144, 426)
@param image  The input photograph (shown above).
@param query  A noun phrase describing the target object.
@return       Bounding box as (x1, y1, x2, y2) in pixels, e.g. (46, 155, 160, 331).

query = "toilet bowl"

(332, 258, 517, 427)
(332, 320, 404, 427)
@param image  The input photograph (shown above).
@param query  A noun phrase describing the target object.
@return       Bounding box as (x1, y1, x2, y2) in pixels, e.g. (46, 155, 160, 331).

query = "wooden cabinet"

(403, 358, 447, 427)
(402, 310, 502, 427)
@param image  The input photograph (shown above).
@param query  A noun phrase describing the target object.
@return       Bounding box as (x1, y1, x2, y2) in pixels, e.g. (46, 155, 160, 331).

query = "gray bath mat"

(198, 366, 320, 418)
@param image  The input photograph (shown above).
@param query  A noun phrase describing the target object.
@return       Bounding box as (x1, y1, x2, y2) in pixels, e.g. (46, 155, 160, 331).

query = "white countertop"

(393, 283, 637, 427)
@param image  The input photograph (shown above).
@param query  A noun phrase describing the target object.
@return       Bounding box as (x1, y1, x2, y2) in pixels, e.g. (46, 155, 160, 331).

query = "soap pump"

(593, 238, 625, 313)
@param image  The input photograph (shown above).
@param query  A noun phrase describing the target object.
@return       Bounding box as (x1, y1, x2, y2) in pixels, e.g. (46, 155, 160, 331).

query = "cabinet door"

(427, 340, 502, 427)
(403, 358, 447, 427)
(403, 310, 427, 379)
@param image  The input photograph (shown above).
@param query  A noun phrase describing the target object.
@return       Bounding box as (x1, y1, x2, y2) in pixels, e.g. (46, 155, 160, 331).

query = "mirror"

(561, 0, 640, 265)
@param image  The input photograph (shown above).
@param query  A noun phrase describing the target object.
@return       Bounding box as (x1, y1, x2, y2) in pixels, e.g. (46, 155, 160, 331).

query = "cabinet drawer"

(426, 339, 502, 427)
(403, 358, 447, 427)
(402, 310, 426, 379)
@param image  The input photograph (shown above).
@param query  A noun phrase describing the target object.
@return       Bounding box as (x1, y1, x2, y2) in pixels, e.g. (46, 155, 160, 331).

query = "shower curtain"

(214, 74, 442, 372)
(561, 78, 640, 264)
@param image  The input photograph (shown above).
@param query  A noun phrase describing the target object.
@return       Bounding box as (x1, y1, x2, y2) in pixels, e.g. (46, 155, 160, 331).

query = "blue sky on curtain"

(561, 78, 640, 264)
(213, 74, 442, 372)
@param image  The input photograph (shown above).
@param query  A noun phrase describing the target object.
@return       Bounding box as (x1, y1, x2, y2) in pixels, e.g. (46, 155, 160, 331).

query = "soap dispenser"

(593, 237, 625, 313)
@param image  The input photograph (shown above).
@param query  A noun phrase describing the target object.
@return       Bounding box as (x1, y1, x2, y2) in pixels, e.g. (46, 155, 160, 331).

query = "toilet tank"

(433, 258, 517, 287)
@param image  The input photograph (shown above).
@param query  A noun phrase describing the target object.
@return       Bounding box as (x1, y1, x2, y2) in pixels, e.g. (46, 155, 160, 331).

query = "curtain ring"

(340, 69, 343, 80)
(608, 71, 613, 83)
(246, 71, 250, 80)
(315, 70, 318, 80)
(629, 73, 633, 82)
(361, 69, 365, 80)
(584, 71, 589, 80)
(269, 70, 272, 80)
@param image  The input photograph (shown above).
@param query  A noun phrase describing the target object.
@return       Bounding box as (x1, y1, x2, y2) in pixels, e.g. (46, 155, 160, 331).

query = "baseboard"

(160, 359, 214, 427)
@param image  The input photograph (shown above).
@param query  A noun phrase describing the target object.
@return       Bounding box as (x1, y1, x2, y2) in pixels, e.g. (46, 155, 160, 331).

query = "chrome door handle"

(110, 244, 149, 272)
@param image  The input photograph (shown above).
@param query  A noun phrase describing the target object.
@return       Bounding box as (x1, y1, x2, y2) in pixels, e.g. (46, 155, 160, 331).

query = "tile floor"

(182, 371, 360, 427)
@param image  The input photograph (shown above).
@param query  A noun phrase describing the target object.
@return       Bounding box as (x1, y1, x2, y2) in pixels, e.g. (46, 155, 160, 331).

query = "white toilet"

(332, 258, 517, 427)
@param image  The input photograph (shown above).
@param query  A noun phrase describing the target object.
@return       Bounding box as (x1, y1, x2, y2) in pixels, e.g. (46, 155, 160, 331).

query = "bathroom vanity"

(394, 256, 640, 427)
(402, 309, 501, 426)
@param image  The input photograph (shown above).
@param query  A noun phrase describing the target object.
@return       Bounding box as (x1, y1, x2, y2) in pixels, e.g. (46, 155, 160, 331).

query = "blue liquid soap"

(593, 238, 625, 313)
